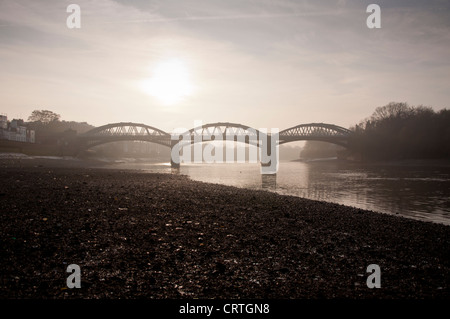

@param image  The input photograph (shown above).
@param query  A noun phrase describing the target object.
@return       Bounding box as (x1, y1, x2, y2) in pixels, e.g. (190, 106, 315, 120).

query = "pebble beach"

(0, 157, 449, 299)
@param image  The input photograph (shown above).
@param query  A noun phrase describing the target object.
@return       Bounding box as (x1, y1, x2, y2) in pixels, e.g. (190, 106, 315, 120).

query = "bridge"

(74, 122, 352, 173)
(279, 123, 352, 147)
(76, 122, 172, 148)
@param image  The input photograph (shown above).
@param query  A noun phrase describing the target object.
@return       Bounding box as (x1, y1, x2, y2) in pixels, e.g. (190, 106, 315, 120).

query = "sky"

(0, 0, 449, 133)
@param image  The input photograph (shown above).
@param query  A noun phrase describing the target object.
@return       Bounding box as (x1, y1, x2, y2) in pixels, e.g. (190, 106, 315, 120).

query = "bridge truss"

(279, 123, 352, 146)
(78, 122, 171, 148)
(174, 122, 264, 148)
(77, 122, 352, 151)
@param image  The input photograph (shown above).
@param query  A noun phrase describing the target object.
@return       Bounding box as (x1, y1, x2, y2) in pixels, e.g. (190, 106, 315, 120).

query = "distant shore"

(0, 156, 449, 299)
(0, 152, 124, 169)
(294, 156, 450, 167)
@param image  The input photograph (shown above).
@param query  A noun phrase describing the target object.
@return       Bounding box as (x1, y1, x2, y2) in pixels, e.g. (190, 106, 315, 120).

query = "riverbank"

(0, 157, 449, 299)
(294, 156, 450, 167)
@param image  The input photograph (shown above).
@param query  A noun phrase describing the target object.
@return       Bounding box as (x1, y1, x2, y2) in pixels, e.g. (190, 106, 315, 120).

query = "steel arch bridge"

(77, 121, 352, 150)
(279, 123, 352, 147)
(73, 122, 352, 172)
(77, 122, 171, 149)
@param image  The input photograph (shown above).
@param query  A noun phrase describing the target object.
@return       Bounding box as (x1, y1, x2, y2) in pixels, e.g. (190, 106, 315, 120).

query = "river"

(108, 159, 450, 226)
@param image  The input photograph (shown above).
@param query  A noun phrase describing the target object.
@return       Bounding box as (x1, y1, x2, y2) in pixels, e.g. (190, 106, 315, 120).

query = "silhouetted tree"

(26, 110, 94, 144)
(27, 110, 61, 124)
(346, 102, 450, 161)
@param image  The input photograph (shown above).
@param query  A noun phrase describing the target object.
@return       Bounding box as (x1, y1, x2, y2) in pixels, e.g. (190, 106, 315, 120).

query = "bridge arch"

(279, 123, 352, 147)
(78, 122, 171, 150)
(173, 122, 265, 148)
(170, 122, 276, 169)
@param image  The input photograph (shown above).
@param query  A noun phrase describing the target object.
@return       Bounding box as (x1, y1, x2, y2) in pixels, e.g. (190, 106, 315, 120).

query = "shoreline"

(1, 157, 449, 299)
(4, 154, 449, 226)
(294, 156, 450, 167)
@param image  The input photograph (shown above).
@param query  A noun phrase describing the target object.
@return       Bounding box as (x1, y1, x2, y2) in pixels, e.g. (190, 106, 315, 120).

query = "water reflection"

(279, 161, 450, 225)
(261, 174, 277, 190)
(109, 160, 450, 226)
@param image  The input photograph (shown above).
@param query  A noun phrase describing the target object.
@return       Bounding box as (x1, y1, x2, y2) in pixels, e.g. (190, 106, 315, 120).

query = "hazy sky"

(0, 0, 449, 132)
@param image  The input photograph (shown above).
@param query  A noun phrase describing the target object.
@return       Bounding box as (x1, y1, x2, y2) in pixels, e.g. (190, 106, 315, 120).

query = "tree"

(347, 102, 450, 161)
(370, 102, 411, 122)
(28, 110, 61, 124)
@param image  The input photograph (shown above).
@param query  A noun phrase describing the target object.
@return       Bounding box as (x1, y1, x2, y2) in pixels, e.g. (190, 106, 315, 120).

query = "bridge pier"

(260, 132, 279, 175)
(261, 174, 277, 189)
(170, 139, 180, 169)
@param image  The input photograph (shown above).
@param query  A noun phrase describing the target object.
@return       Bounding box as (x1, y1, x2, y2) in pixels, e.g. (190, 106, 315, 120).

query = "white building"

(0, 115, 35, 143)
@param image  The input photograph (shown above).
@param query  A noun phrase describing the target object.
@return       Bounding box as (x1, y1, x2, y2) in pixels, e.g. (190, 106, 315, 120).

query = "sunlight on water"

(110, 160, 450, 226)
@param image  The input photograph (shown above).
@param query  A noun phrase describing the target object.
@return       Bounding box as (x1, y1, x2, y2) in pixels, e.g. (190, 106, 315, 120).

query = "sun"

(141, 59, 194, 105)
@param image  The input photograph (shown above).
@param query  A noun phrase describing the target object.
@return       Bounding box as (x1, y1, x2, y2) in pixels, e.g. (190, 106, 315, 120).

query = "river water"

(109, 159, 450, 226)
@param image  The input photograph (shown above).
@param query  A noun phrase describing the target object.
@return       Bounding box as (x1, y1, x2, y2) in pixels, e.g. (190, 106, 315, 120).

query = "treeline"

(24, 105, 450, 161)
(26, 110, 94, 144)
(345, 102, 450, 161)
(25, 109, 169, 158)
